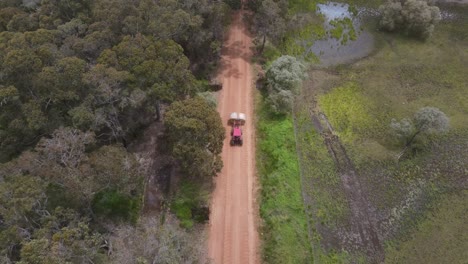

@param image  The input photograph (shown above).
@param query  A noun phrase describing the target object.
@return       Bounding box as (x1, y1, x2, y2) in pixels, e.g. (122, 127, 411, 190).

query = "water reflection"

(310, 2, 375, 66)
(319, 2, 352, 21)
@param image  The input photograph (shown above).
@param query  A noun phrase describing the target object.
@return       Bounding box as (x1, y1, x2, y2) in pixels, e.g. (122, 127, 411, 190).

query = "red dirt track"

(208, 7, 259, 264)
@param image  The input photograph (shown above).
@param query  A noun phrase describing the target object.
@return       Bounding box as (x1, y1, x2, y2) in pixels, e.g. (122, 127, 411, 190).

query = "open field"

(386, 190, 468, 264)
(293, 2, 468, 263)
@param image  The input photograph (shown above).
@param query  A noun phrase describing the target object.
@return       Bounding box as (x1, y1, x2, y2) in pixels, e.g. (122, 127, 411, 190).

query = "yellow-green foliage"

(319, 82, 373, 142)
(281, 21, 324, 62)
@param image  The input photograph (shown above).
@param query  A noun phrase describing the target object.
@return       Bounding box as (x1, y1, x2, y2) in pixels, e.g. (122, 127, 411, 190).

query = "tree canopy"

(0, 0, 231, 161)
(165, 97, 225, 178)
(414, 107, 449, 133)
(265, 55, 306, 114)
(391, 107, 449, 159)
(379, 0, 441, 40)
(0, 0, 232, 262)
(253, 0, 286, 53)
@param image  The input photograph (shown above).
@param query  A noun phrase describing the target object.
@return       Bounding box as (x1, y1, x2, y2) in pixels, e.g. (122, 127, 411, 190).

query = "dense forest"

(0, 0, 231, 263)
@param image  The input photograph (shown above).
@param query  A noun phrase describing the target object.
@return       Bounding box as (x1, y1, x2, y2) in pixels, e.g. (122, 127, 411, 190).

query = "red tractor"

(228, 112, 245, 146)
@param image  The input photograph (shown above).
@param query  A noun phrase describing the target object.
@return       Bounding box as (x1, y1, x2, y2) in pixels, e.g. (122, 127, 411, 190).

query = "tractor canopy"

(230, 112, 239, 120)
(229, 112, 246, 126)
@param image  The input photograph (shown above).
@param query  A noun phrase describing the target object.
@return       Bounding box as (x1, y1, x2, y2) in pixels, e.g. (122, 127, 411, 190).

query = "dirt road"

(207, 8, 259, 264)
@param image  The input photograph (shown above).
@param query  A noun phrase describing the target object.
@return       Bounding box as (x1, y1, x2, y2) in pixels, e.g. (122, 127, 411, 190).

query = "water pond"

(309, 2, 375, 66)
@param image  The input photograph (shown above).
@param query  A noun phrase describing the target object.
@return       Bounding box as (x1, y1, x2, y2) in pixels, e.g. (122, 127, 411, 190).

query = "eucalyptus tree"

(265, 55, 306, 114)
(379, 0, 441, 39)
(164, 97, 225, 178)
(391, 107, 449, 159)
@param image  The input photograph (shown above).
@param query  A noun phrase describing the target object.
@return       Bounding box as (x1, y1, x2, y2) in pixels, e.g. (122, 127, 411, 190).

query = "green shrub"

(170, 180, 209, 229)
(172, 203, 194, 229)
(92, 190, 140, 223)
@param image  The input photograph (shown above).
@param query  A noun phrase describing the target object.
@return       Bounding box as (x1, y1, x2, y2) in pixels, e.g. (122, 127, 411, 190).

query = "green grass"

(301, 4, 468, 263)
(295, 107, 349, 227)
(257, 94, 312, 264)
(385, 191, 468, 264)
(313, 5, 468, 165)
(293, 101, 355, 262)
(170, 179, 210, 229)
(259, 2, 468, 263)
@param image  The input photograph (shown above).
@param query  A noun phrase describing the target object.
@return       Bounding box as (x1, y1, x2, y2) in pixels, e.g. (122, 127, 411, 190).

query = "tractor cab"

(228, 112, 245, 146)
(232, 126, 242, 137)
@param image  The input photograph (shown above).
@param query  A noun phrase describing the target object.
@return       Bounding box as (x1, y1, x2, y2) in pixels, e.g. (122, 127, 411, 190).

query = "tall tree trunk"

(259, 35, 266, 55)
(397, 130, 421, 161)
(406, 129, 421, 147)
(155, 100, 161, 122)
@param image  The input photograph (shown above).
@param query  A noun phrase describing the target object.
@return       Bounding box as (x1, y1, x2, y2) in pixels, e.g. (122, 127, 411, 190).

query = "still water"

(309, 2, 375, 66)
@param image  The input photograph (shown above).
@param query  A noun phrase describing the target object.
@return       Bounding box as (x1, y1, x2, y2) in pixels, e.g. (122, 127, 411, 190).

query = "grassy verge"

(256, 92, 312, 263)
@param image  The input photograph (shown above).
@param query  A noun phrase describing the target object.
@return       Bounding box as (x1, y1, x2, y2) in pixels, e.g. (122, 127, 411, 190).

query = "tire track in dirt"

(309, 106, 384, 263)
(208, 8, 259, 264)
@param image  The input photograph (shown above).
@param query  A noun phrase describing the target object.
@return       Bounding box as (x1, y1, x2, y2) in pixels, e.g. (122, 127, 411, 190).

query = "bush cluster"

(379, 0, 441, 40)
(266, 55, 306, 114)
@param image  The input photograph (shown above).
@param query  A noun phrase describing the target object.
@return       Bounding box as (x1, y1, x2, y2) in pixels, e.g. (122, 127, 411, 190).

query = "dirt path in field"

(307, 101, 384, 262)
(321, 123, 384, 262)
(207, 6, 259, 264)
